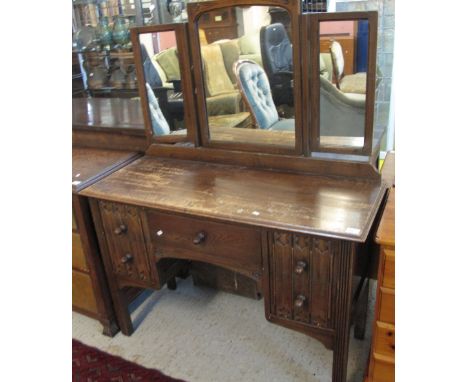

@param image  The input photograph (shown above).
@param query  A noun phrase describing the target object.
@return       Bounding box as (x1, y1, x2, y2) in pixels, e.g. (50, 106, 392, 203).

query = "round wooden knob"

(294, 261, 307, 275)
(120, 253, 133, 264)
(294, 295, 306, 308)
(114, 224, 127, 235)
(193, 231, 207, 245)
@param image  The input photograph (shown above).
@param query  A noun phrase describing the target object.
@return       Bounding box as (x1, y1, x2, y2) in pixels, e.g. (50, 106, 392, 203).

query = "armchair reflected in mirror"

(317, 18, 373, 151)
(193, 4, 297, 150)
(132, 25, 195, 143)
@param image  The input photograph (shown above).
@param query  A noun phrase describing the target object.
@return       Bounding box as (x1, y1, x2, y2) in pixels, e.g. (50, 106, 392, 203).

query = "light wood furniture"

(367, 153, 395, 382)
(72, 147, 141, 335)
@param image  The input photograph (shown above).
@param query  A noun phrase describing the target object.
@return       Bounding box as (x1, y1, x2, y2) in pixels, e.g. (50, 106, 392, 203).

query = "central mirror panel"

(318, 19, 369, 149)
(197, 5, 296, 148)
(138, 29, 187, 139)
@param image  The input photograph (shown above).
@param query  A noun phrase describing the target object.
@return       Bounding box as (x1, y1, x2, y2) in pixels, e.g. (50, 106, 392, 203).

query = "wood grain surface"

(81, 156, 386, 242)
(72, 148, 141, 193)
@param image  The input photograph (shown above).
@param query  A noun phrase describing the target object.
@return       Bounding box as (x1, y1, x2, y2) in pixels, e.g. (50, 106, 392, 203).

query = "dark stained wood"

(73, 98, 146, 134)
(72, 147, 141, 193)
(81, 156, 385, 242)
(146, 210, 262, 278)
(305, 11, 379, 156)
(72, 98, 148, 152)
(147, 143, 381, 180)
(187, 0, 304, 155)
(72, 130, 148, 152)
(72, 147, 141, 336)
(131, 23, 199, 146)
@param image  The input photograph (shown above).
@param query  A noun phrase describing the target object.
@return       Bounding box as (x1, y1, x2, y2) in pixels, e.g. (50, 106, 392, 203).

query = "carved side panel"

(269, 232, 334, 329)
(99, 201, 152, 283)
(310, 238, 333, 328)
(271, 232, 293, 320)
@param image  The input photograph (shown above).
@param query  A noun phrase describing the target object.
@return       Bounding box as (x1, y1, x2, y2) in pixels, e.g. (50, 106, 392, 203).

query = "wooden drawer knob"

(294, 260, 307, 275)
(114, 224, 127, 235)
(120, 253, 133, 264)
(193, 231, 207, 245)
(294, 295, 306, 308)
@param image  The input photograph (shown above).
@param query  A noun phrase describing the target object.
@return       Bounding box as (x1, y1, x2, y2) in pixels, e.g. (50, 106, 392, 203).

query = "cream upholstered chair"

(329, 40, 367, 94)
(319, 75, 365, 137)
(234, 59, 294, 131)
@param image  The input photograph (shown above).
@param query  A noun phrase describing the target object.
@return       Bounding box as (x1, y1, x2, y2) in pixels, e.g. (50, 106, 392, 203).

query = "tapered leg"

(331, 242, 355, 382)
(111, 287, 134, 336)
(101, 319, 119, 337)
(354, 278, 369, 340)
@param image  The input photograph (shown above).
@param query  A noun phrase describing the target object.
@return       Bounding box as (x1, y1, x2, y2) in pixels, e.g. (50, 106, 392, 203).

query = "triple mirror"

(132, 4, 380, 158)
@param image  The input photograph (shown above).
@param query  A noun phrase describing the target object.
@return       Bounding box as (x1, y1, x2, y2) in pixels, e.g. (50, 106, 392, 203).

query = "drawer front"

(72, 270, 98, 315)
(370, 354, 395, 382)
(269, 233, 333, 328)
(382, 248, 395, 289)
(147, 211, 262, 274)
(379, 287, 395, 324)
(72, 232, 88, 271)
(99, 201, 152, 283)
(374, 321, 395, 358)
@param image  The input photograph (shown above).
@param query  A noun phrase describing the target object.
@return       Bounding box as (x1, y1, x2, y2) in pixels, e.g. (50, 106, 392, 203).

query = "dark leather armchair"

(260, 23, 294, 106)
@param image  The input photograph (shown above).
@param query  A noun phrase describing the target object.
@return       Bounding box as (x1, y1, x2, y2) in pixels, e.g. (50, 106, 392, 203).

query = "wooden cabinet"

(198, 8, 238, 43)
(72, 147, 140, 336)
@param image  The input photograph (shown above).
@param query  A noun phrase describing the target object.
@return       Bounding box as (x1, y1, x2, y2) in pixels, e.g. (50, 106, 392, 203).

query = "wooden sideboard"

(72, 147, 141, 335)
(367, 152, 395, 382)
(80, 155, 387, 382)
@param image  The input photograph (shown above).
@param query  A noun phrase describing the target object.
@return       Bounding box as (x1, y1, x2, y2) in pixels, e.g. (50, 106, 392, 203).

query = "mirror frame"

(304, 11, 378, 156)
(187, 0, 303, 155)
(131, 24, 199, 145)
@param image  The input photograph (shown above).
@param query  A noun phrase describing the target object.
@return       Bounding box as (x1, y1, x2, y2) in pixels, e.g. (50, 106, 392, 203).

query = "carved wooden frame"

(303, 11, 378, 156)
(131, 23, 199, 146)
(187, 0, 304, 155)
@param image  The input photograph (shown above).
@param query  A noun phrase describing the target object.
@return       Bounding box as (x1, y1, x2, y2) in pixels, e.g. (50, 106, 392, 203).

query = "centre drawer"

(146, 211, 262, 274)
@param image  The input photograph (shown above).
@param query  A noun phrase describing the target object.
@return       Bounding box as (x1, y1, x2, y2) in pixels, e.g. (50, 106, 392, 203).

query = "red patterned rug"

(73, 339, 186, 382)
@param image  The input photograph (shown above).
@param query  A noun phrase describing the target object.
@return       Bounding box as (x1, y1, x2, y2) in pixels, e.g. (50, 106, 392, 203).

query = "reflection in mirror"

(139, 31, 186, 138)
(319, 20, 368, 148)
(198, 6, 295, 147)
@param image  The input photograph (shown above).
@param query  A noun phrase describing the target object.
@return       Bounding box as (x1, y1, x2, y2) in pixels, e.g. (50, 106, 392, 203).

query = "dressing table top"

(72, 147, 141, 193)
(80, 155, 386, 242)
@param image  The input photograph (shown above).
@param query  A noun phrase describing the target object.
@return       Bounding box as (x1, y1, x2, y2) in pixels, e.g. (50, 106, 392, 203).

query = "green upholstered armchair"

(201, 44, 243, 116)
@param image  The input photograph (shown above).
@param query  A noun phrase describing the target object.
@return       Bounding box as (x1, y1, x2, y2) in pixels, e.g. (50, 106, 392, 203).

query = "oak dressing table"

(77, 2, 388, 380)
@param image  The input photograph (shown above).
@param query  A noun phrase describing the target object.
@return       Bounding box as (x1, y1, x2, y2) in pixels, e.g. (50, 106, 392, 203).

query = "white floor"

(73, 277, 376, 382)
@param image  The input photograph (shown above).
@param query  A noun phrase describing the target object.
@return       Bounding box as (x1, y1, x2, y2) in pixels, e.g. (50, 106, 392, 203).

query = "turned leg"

(167, 276, 177, 290)
(354, 278, 369, 340)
